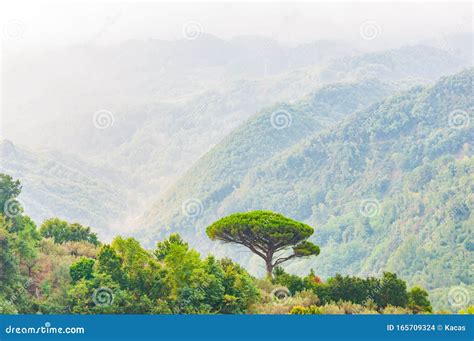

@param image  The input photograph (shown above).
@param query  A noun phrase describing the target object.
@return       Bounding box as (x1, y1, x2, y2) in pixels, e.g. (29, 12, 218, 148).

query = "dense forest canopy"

(1, 173, 472, 314)
(136, 69, 473, 310)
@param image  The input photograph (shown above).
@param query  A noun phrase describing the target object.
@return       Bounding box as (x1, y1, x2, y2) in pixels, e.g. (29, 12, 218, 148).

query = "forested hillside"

(98, 45, 469, 196)
(138, 69, 473, 310)
(2, 44, 470, 231)
(0, 140, 135, 237)
(0, 175, 458, 314)
(138, 79, 396, 236)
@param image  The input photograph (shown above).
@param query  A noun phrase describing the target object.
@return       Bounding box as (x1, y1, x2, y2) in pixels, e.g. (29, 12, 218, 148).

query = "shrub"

(290, 305, 322, 314)
(458, 306, 474, 314)
(320, 303, 345, 314)
(382, 305, 412, 314)
(338, 301, 365, 314)
(250, 287, 319, 314)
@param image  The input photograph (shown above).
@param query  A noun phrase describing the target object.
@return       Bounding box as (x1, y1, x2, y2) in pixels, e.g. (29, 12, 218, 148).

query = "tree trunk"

(265, 259, 273, 278)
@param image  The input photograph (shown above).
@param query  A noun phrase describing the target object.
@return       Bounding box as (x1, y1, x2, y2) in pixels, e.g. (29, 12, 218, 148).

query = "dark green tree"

(273, 266, 307, 294)
(327, 274, 368, 304)
(408, 286, 432, 313)
(206, 210, 320, 277)
(97, 245, 125, 285)
(70, 257, 95, 282)
(0, 173, 22, 216)
(39, 218, 99, 246)
(154, 233, 188, 261)
(371, 272, 408, 309)
(0, 216, 19, 292)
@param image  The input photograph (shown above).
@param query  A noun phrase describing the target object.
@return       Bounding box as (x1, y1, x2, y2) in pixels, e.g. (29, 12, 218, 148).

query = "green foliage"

(207, 210, 319, 276)
(372, 273, 408, 309)
(290, 305, 322, 314)
(70, 258, 95, 283)
(154, 233, 188, 261)
(408, 286, 432, 313)
(96, 245, 125, 285)
(274, 267, 416, 311)
(273, 267, 308, 294)
(141, 79, 396, 245)
(219, 258, 260, 314)
(0, 173, 22, 216)
(65, 234, 261, 314)
(458, 305, 474, 314)
(141, 69, 473, 310)
(40, 218, 99, 246)
(326, 274, 369, 305)
(0, 215, 20, 292)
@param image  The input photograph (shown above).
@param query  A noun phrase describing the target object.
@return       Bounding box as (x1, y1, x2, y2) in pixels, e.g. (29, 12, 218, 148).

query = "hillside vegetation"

(0, 177, 452, 315)
(2, 45, 469, 232)
(138, 69, 474, 310)
(0, 140, 134, 238)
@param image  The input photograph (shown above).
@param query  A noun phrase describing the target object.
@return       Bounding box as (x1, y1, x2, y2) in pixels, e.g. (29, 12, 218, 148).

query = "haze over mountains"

(138, 68, 473, 310)
(1, 29, 473, 310)
(3, 35, 471, 204)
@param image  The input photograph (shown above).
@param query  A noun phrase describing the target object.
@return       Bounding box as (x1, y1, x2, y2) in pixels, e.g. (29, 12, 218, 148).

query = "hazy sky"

(1, 1, 472, 52)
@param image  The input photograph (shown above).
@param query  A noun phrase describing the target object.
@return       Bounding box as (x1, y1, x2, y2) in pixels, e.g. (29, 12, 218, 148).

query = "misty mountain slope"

(319, 45, 471, 83)
(137, 79, 397, 233)
(2, 42, 470, 237)
(137, 69, 473, 309)
(3, 35, 357, 155)
(4, 40, 467, 163)
(0, 140, 135, 237)
(100, 45, 471, 195)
